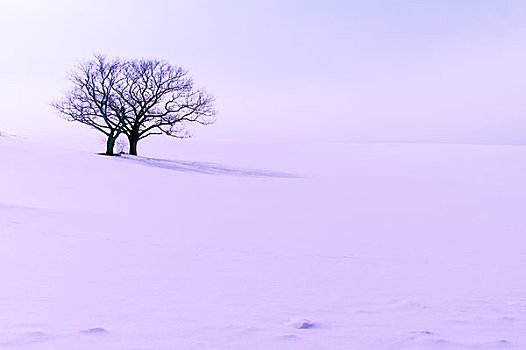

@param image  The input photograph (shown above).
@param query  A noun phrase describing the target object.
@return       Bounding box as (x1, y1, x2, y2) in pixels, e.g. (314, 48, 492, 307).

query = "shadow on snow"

(117, 155, 300, 178)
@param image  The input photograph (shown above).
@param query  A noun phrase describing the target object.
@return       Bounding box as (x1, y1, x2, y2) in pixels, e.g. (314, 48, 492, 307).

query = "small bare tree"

(54, 56, 215, 156)
(115, 59, 216, 155)
(52, 55, 126, 156)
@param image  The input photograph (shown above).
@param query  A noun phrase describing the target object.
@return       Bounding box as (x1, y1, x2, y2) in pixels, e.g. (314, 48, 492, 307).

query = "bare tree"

(52, 55, 126, 156)
(115, 59, 216, 155)
(54, 56, 215, 156)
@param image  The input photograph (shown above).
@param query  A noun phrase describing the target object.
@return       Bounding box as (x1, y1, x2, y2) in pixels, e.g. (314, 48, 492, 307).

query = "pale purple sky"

(1, 0, 526, 144)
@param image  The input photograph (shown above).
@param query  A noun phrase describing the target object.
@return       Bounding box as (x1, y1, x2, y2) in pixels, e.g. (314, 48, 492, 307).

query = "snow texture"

(0, 136, 525, 349)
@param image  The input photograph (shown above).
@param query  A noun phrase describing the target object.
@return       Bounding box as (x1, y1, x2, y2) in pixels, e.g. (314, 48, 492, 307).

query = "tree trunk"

(105, 136, 116, 156)
(128, 136, 139, 156)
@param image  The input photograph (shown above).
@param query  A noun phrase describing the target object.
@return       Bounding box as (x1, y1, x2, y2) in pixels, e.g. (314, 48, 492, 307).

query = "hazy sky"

(1, 0, 526, 144)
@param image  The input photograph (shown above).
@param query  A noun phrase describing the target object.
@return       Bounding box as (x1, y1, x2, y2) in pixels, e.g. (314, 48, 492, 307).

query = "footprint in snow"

(409, 331, 435, 335)
(387, 332, 514, 350)
(276, 334, 298, 341)
(389, 299, 428, 310)
(477, 340, 514, 349)
(286, 319, 316, 329)
(81, 327, 109, 335)
(0, 331, 49, 347)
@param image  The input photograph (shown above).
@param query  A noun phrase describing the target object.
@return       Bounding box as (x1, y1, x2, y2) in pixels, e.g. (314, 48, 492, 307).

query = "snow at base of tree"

(0, 136, 525, 349)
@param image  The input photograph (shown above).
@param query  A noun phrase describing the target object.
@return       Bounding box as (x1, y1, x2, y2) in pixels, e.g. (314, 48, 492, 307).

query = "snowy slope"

(1, 135, 525, 349)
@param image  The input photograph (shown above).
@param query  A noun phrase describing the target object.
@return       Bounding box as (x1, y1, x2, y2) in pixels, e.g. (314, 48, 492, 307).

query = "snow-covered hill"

(1, 135, 525, 349)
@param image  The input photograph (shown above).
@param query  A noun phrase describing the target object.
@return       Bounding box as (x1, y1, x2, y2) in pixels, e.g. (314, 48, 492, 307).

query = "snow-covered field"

(1, 135, 525, 349)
